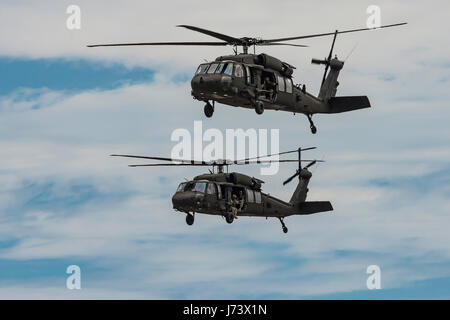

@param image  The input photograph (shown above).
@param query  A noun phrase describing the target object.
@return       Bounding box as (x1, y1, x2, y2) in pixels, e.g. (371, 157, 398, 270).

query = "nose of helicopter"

(191, 74, 232, 96)
(172, 191, 204, 210)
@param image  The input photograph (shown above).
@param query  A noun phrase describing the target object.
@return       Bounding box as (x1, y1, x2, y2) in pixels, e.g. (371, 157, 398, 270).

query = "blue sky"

(0, 58, 154, 95)
(0, 0, 449, 299)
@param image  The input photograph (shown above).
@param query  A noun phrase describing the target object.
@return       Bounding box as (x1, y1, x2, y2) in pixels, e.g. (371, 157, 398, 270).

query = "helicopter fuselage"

(191, 53, 323, 114)
(171, 171, 332, 219)
(172, 181, 295, 218)
(191, 53, 371, 133)
(111, 146, 334, 233)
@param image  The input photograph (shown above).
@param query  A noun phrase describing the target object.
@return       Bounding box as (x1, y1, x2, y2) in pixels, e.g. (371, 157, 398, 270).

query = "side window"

(234, 64, 244, 77)
(224, 63, 233, 75)
(254, 191, 262, 204)
(245, 66, 256, 84)
(246, 189, 254, 203)
(206, 183, 216, 195)
(277, 75, 285, 92)
(285, 78, 293, 93)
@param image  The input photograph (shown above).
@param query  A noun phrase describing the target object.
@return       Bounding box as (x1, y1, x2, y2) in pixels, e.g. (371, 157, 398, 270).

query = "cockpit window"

(215, 63, 225, 73)
(234, 64, 244, 77)
(196, 64, 209, 75)
(285, 77, 293, 93)
(207, 63, 219, 74)
(192, 182, 207, 193)
(277, 75, 285, 92)
(206, 183, 217, 194)
(177, 182, 187, 192)
(223, 63, 233, 75)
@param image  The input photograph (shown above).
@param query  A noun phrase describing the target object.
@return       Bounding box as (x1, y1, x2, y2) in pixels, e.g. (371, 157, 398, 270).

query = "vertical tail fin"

(282, 148, 318, 207)
(288, 169, 333, 215)
(318, 58, 344, 100)
(311, 30, 344, 101)
(289, 169, 312, 207)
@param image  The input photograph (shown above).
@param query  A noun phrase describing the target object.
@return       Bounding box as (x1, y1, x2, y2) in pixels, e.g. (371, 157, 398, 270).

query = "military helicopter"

(111, 147, 332, 233)
(88, 22, 406, 133)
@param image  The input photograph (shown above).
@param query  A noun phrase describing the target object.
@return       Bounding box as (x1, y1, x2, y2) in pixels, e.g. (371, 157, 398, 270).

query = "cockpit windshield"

(192, 182, 207, 193)
(196, 64, 209, 75)
(207, 63, 219, 74)
(196, 62, 233, 76)
(215, 63, 225, 74)
(177, 182, 187, 192)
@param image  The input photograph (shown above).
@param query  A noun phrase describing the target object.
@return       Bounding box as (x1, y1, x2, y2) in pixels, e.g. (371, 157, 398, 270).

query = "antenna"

(344, 42, 359, 62)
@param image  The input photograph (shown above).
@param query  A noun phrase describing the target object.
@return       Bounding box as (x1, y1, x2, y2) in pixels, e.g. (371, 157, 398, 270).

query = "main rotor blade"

(111, 154, 181, 162)
(234, 159, 323, 165)
(235, 147, 317, 163)
(129, 163, 211, 167)
(87, 41, 228, 48)
(111, 154, 214, 165)
(261, 22, 407, 43)
(112, 153, 324, 167)
(112, 154, 234, 167)
(177, 25, 243, 45)
(257, 42, 308, 48)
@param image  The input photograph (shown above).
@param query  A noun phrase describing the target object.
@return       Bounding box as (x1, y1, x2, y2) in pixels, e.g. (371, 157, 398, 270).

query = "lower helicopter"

(111, 147, 333, 233)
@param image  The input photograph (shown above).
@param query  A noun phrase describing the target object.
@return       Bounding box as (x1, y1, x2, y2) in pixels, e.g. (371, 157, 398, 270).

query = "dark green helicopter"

(111, 147, 332, 233)
(88, 22, 406, 133)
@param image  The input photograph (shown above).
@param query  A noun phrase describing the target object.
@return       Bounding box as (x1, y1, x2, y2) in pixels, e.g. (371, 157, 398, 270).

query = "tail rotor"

(311, 30, 339, 86)
(283, 147, 319, 186)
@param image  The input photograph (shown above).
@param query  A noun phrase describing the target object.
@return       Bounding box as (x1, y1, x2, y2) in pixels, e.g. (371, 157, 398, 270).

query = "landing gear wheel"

(279, 217, 288, 234)
(225, 212, 234, 224)
(307, 114, 317, 134)
(255, 101, 264, 115)
(186, 213, 194, 226)
(204, 102, 214, 118)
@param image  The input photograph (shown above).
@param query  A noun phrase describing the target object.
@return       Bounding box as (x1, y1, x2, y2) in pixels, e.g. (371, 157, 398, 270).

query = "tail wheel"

(307, 114, 317, 134)
(279, 217, 288, 234)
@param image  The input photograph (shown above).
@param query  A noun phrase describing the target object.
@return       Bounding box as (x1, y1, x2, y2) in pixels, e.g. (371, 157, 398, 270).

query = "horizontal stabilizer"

(328, 96, 371, 113)
(297, 201, 333, 215)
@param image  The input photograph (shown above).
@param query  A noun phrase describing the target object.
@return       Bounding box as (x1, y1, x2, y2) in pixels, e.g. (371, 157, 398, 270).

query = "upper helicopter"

(111, 147, 331, 233)
(88, 22, 406, 133)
